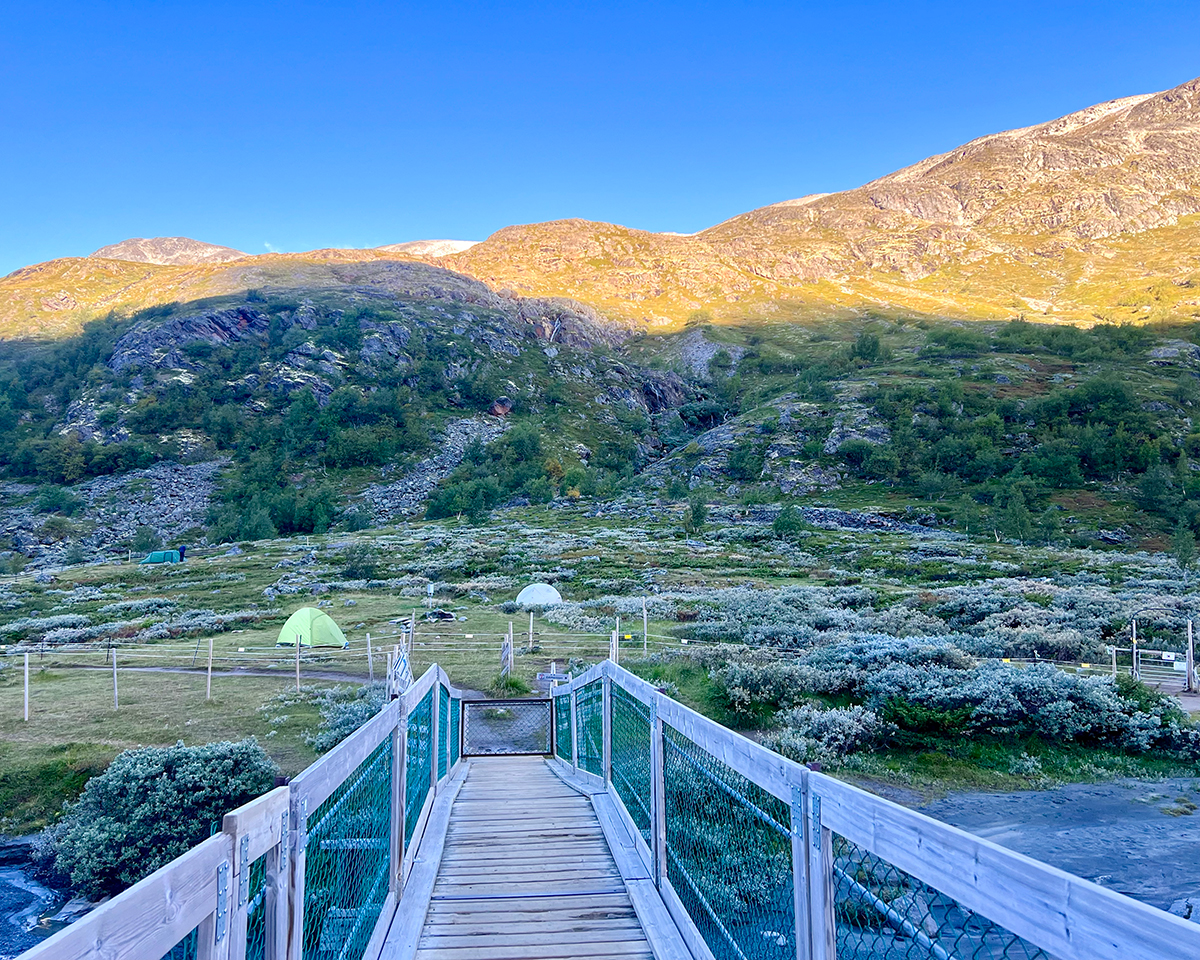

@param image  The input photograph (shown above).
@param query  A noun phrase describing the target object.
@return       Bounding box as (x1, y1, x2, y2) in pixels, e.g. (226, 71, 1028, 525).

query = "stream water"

(0, 865, 64, 960)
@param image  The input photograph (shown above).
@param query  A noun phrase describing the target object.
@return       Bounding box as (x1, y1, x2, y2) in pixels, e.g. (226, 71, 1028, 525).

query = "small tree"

(773, 505, 809, 539)
(1172, 520, 1197, 571)
(1001, 490, 1034, 543)
(132, 525, 162, 553)
(683, 496, 708, 535)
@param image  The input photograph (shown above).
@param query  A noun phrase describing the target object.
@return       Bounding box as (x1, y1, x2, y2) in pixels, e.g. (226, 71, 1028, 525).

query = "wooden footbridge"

(24, 661, 1200, 960)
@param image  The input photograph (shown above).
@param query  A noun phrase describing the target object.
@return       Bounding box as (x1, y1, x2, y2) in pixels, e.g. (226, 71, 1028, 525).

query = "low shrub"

(39, 740, 277, 898)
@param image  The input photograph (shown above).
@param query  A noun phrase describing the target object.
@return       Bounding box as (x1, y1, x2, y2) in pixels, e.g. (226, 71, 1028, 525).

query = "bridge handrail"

(19, 664, 467, 960)
(550, 659, 1200, 960)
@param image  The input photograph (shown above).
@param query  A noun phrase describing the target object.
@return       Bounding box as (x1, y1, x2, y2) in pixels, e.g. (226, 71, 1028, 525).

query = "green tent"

(276, 607, 349, 649)
(139, 550, 181, 564)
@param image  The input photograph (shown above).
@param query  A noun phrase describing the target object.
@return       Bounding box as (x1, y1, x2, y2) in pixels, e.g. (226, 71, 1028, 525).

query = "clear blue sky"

(2, 1, 1198, 275)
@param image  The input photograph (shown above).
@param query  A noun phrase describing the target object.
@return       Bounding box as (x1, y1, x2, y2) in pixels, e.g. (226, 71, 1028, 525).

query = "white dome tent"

(514, 582, 563, 606)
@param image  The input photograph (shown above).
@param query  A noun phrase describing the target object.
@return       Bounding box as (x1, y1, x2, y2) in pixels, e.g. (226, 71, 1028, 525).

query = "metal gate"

(462, 698, 552, 756)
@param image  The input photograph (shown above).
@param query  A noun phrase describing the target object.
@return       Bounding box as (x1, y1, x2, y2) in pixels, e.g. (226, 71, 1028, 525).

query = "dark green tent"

(139, 550, 181, 564)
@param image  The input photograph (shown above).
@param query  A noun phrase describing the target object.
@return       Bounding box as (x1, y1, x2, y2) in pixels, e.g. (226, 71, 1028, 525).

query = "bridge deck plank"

(412, 757, 654, 960)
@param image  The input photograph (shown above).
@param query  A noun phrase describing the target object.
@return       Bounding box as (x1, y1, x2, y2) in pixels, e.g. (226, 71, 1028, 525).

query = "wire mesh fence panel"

(610, 685, 652, 837)
(449, 696, 461, 767)
(159, 927, 198, 960)
(244, 851, 269, 960)
(554, 694, 573, 764)
(462, 699, 552, 755)
(405, 688, 433, 846)
(663, 724, 795, 960)
(576, 680, 604, 777)
(438, 684, 450, 780)
(301, 737, 392, 960)
(832, 833, 1049, 960)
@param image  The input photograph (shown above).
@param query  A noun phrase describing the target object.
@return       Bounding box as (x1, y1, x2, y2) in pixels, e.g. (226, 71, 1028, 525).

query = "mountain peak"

(90, 237, 247, 266)
(376, 240, 480, 258)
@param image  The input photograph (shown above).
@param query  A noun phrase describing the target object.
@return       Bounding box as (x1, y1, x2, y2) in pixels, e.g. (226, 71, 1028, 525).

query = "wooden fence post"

(430, 683, 440, 794)
(650, 705, 666, 889)
(367, 633, 374, 683)
(112, 650, 118, 710)
(1188, 620, 1196, 694)
(294, 637, 301, 692)
(24, 652, 29, 721)
(806, 783, 835, 960)
(265, 809, 288, 960)
(287, 791, 307, 960)
(791, 775, 812, 960)
(529, 612, 534, 653)
(602, 676, 612, 785)
(571, 688, 579, 775)
(643, 598, 648, 655)
(207, 638, 214, 700)
(390, 707, 405, 898)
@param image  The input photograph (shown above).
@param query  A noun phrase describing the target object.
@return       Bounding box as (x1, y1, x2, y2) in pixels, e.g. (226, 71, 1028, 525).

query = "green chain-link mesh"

(610, 684, 652, 837)
(405, 688, 433, 846)
(576, 680, 604, 776)
(244, 851, 269, 960)
(663, 724, 794, 960)
(450, 697, 461, 767)
(301, 737, 392, 960)
(160, 928, 197, 960)
(553, 693, 573, 763)
(438, 685, 450, 781)
(832, 833, 1048, 960)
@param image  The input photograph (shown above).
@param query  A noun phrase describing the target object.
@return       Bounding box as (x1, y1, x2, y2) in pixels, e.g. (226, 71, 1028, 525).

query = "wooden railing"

(549, 660, 1200, 960)
(21, 665, 467, 960)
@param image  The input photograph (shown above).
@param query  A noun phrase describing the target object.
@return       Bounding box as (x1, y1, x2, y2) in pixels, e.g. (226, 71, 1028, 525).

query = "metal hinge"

(811, 794, 821, 848)
(238, 835, 250, 906)
(215, 860, 230, 942)
(299, 798, 309, 852)
(279, 810, 289, 870)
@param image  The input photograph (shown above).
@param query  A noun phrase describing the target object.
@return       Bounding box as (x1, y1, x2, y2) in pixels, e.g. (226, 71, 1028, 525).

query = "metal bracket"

(791, 785, 804, 837)
(215, 859, 230, 942)
(299, 798, 309, 852)
(279, 810, 289, 870)
(811, 794, 821, 848)
(238, 835, 250, 906)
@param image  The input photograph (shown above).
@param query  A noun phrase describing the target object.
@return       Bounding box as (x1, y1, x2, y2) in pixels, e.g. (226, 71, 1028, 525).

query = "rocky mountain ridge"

(2, 75, 1198, 337)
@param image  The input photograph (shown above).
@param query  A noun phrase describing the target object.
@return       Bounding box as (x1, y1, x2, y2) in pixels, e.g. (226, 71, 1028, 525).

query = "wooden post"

(643, 597, 648, 655)
(264, 816, 288, 960)
(23, 652, 29, 721)
(294, 635, 301, 692)
(112, 650, 118, 710)
(430, 683, 440, 794)
(807, 785, 835, 960)
(1132, 620, 1139, 679)
(791, 777, 812, 960)
(287, 792, 307, 960)
(396, 704, 409, 885)
(1189, 620, 1196, 694)
(601, 677, 612, 785)
(389, 711, 404, 897)
(529, 612, 534, 653)
(650, 707, 666, 888)
(206, 638, 214, 701)
(367, 633, 374, 683)
(616, 616, 621, 652)
(570, 689, 579, 775)
(1112, 644, 1118, 677)
(411, 609, 417, 654)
